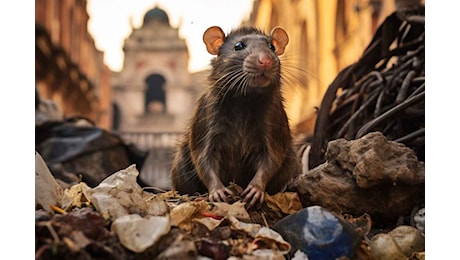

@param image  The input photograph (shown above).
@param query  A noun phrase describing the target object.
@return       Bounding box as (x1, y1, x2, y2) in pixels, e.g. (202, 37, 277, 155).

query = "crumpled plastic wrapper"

(111, 214, 170, 253)
(85, 164, 169, 220)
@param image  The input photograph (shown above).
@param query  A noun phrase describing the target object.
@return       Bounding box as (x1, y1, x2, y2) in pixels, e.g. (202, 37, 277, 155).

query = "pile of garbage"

(36, 131, 425, 259)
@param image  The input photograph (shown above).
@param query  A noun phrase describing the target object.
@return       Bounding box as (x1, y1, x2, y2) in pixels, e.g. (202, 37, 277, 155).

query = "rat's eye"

(234, 41, 246, 51)
(268, 42, 276, 52)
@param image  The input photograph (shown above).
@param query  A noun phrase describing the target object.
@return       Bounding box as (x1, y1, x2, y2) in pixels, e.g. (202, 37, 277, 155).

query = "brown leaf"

(265, 192, 302, 215)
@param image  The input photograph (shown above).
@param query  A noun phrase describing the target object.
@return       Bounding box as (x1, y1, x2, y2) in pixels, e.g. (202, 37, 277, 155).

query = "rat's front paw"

(209, 187, 234, 203)
(241, 184, 265, 208)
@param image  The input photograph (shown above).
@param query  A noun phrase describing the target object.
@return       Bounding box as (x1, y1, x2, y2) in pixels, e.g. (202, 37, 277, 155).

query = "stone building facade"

(245, 0, 399, 136)
(112, 6, 207, 189)
(112, 6, 202, 133)
(35, 0, 112, 130)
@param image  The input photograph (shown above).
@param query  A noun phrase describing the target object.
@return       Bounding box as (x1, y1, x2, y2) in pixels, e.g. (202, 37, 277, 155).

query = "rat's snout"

(258, 53, 273, 70)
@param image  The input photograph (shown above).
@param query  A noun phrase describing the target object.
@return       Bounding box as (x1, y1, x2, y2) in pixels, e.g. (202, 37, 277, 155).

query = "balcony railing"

(114, 131, 183, 190)
(115, 131, 183, 151)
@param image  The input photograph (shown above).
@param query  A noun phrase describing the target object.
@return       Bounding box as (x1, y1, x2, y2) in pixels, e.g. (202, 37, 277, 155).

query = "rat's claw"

(210, 187, 234, 203)
(242, 185, 265, 208)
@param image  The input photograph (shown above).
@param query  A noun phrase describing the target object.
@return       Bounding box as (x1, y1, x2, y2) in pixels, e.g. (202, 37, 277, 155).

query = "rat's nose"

(258, 54, 273, 69)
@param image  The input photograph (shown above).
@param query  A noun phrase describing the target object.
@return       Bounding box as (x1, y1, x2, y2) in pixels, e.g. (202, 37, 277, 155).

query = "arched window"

(144, 74, 166, 113)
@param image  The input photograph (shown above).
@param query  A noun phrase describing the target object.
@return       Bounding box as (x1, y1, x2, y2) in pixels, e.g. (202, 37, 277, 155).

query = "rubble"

(289, 131, 425, 226)
(35, 162, 297, 259)
(35, 137, 425, 259)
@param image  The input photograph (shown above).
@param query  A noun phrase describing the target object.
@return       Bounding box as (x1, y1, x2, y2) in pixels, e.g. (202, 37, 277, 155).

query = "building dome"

(143, 6, 170, 26)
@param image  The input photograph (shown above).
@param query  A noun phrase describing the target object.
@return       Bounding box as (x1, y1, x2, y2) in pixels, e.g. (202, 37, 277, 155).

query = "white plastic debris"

(86, 164, 168, 220)
(35, 151, 64, 213)
(413, 207, 425, 234)
(111, 214, 170, 253)
(292, 250, 310, 260)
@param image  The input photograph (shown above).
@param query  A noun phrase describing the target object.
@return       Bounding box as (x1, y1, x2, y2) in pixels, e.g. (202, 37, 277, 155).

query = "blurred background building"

(35, 0, 112, 130)
(35, 0, 421, 189)
(110, 6, 208, 188)
(245, 0, 399, 136)
(111, 6, 204, 134)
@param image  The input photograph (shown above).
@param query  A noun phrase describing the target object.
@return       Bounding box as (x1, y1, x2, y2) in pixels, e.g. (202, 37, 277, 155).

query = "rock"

(272, 206, 361, 259)
(370, 225, 425, 259)
(369, 233, 408, 260)
(326, 131, 424, 189)
(388, 225, 425, 257)
(288, 132, 425, 225)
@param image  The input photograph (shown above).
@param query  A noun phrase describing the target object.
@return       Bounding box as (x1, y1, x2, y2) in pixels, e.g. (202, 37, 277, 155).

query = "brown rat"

(171, 25, 301, 208)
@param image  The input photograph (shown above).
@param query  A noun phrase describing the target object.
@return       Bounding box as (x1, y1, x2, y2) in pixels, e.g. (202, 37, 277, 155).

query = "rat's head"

(203, 26, 289, 92)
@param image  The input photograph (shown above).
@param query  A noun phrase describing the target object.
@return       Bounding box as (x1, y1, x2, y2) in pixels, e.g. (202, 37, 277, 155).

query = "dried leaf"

(265, 192, 302, 215)
(211, 201, 251, 221)
(228, 215, 291, 255)
(170, 202, 196, 227)
(61, 182, 91, 210)
(253, 227, 291, 254)
(194, 217, 225, 231)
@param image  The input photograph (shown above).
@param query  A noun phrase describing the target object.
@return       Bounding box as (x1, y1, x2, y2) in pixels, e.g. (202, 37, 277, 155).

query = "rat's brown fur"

(171, 26, 301, 207)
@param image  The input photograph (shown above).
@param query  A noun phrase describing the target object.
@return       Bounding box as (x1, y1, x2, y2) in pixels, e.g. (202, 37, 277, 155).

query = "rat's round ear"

(203, 26, 225, 55)
(270, 27, 289, 55)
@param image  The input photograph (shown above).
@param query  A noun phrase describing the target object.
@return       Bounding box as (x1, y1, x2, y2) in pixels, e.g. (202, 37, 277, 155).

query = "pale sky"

(86, 0, 255, 73)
